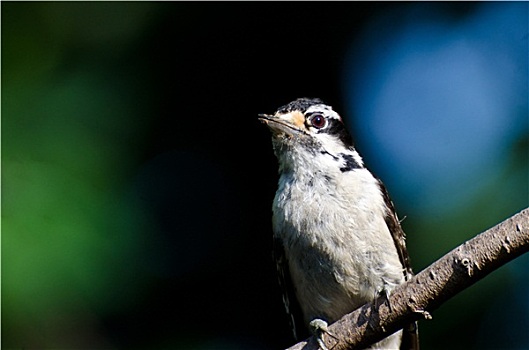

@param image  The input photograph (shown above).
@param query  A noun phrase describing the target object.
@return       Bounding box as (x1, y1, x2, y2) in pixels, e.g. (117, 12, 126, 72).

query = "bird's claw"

(309, 319, 338, 350)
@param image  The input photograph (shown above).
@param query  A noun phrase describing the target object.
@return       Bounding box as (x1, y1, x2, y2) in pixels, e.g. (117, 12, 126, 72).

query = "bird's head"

(259, 98, 363, 171)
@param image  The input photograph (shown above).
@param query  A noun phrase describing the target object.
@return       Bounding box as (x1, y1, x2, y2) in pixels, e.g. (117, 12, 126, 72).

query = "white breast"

(272, 150, 405, 324)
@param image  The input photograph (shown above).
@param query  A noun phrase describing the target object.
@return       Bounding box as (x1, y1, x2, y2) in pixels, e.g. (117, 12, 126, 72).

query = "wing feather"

(273, 237, 308, 341)
(378, 180, 420, 350)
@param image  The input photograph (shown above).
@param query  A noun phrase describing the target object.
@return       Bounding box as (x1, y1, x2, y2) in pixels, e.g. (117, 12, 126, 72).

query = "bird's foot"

(374, 288, 393, 313)
(383, 289, 393, 313)
(309, 319, 338, 350)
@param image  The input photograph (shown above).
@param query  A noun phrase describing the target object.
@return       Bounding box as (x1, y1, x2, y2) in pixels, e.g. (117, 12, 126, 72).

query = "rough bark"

(287, 207, 529, 350)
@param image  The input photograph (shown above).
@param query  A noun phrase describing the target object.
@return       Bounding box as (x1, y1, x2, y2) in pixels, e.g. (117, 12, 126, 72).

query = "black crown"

(276, 97, 325, 114)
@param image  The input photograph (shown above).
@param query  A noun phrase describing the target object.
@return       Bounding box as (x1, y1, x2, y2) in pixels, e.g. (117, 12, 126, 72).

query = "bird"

(259, 98, 418, 349)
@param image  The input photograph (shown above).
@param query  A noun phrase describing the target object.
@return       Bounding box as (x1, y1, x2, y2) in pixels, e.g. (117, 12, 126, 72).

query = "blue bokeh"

(343, 2, 527, 215)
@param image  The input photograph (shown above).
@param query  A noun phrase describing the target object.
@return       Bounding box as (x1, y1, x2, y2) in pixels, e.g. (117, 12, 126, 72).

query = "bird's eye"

(309, 114, 326, 129)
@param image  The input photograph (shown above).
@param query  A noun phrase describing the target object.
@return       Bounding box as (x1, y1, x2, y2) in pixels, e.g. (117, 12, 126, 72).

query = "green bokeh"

(3, 2, 157, 347)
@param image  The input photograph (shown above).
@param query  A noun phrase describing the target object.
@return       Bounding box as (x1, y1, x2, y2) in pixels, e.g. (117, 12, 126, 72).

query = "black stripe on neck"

(339, 153, 362, 172)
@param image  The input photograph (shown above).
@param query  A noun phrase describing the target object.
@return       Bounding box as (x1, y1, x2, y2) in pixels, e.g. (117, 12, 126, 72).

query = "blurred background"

(2, 2, 528, 349)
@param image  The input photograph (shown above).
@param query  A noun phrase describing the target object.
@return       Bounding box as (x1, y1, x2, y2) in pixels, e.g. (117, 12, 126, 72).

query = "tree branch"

(287, 207, 529, 350)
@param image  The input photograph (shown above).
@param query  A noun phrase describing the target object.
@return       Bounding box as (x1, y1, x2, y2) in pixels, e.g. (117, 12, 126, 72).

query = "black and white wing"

(378, 180, 420, 350)
(273, 237, 308, 342)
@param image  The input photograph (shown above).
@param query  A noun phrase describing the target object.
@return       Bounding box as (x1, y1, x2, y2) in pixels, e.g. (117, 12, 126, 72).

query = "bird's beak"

(258, 111, 306, 136)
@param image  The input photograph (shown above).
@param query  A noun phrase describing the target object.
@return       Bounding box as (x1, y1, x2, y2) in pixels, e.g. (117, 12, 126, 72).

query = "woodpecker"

(259, 98, 418, 350)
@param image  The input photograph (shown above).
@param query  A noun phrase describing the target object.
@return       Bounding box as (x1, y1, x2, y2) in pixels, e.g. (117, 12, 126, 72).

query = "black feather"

(273, 237, 309, 342)
(275, 97, 324, 114)
(378, 179, 420, 350)
(321, 117, 355, 150)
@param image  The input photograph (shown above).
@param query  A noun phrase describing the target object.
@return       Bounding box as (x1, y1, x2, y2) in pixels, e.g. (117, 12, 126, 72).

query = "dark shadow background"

(3, 2, 528, 350)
